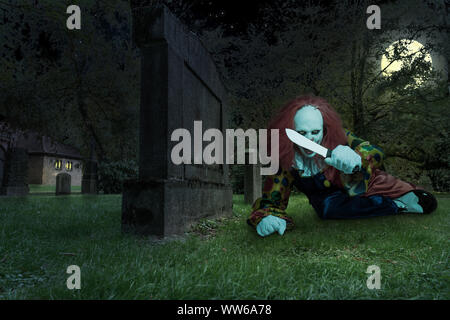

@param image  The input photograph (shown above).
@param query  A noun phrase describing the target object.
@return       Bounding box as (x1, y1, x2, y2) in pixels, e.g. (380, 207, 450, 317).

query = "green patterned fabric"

(246, 168, 295, 229)
(343, 130, 385, 196)
(247, 129, 386, 229)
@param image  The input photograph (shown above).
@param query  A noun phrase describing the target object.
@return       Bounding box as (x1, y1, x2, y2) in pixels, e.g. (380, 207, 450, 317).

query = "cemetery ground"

(0, 192, 448, 300)
(29, 184, 81, 194)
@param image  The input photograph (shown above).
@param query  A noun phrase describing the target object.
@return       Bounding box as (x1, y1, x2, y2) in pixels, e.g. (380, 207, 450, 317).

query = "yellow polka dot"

(324, 180, 331, 188)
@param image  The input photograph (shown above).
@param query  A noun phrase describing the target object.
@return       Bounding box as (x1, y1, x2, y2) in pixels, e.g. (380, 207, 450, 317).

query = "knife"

(285, 128, 360, 173)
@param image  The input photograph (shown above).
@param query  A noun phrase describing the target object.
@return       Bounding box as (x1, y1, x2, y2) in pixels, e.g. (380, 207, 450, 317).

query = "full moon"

(381, 39, 432, 85)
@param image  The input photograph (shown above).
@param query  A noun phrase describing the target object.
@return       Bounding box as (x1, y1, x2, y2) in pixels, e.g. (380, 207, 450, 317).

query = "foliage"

(198, 0, 449, 190)
(0, 194, 448, 299)
(200, 0, 448, 130)
(0, 0, 140, 161)
(0, 0, 448, 190)
(97, 159, 138, 194)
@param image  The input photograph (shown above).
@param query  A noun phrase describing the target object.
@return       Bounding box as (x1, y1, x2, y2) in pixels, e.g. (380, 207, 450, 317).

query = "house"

(24, 134, 83, 186)
(0, 123, 83, 187)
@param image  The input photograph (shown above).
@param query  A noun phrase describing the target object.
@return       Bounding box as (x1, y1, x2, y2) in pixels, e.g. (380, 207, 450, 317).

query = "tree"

(198, 0, 449, 189)
(0, 0, 140, 162)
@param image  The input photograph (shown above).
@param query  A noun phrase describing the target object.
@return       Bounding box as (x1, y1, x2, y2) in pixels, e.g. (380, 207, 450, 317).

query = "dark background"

(0, 0, 449, 192)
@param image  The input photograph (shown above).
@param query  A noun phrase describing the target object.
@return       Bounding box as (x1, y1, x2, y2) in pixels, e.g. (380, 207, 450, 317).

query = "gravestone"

(0, 148, 29, 196)
(244, 149, 262, 204)
(244, 165, 262, 204)
(56, 173, 71, 195)
(82, 139, 98, 194)
(0, 146, 5, 188)
(122, 4, 233, 237)
(81, 160, 97, 194)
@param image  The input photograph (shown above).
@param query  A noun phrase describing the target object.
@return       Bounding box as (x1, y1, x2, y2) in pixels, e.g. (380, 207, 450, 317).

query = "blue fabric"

(320, 191, 399, 219)
(290, 169, 399, 219)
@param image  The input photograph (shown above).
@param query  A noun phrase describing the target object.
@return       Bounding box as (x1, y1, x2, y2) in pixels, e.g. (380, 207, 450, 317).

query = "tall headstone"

(244, 168, 262, 204)
(0, 148, 29, 196)
(244, 149, 262, 204)
(0, 146, 5, 188)
(122, 4, 233, 237)
(244, 164, 262, 204)
(56, 173, 71, 195)
(81, 160, 97, 194)
(81, 139, 98, 194)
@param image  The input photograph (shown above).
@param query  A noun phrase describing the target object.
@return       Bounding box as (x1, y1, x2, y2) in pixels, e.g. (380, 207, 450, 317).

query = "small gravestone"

(56, 173, 71, 195)
(244, 149, 262, 204)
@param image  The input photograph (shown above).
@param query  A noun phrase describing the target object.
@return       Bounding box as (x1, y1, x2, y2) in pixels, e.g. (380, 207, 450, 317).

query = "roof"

(0, 123, 82, 160)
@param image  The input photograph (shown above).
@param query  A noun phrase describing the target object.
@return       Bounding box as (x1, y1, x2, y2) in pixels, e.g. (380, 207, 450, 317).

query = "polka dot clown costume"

(247, 95, 438, 237)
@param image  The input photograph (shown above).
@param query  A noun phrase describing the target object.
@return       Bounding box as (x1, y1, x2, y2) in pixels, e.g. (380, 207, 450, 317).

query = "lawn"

(0, 193, 448, 299)
(29, 184, 82, 194)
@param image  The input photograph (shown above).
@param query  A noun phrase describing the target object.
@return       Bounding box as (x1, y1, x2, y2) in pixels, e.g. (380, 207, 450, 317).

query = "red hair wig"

(268, 95, 347, 186)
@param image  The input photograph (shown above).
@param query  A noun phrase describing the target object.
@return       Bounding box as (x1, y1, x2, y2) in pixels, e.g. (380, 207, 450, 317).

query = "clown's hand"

(324, 145, 361, 174)
(256, 215, 286, 237)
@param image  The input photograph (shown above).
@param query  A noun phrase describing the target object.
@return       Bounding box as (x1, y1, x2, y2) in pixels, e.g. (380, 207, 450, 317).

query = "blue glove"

(256, 215, 287, 237)
(324, 145, 361, 174)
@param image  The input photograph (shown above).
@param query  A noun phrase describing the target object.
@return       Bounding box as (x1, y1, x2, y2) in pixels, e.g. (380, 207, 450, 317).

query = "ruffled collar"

(292, 151, 325, 177)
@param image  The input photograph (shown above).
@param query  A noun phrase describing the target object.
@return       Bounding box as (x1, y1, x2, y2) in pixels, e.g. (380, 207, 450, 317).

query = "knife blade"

(285, 128, 331, 158)
(285, 128, 360, 173)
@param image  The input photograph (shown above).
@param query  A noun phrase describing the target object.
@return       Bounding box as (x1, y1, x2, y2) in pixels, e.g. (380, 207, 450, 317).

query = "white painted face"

(293, 105, 324, 158)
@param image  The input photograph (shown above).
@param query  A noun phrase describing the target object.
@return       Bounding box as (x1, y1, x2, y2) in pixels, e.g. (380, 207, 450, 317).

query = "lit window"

(65, 161, 73, 171)
(55, 160, 62, 170)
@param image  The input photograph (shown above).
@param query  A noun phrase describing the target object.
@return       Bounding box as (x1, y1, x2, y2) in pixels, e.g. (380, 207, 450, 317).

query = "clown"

(247, 95, 437, 237)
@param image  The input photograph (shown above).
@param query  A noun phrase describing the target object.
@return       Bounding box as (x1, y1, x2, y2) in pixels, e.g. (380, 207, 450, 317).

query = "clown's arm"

(247, 168, 295, 237)
(344, 130, 385, 172)
(327, 130, 385, 196)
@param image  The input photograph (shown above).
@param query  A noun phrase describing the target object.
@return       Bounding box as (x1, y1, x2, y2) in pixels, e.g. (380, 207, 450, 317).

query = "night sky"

(167, 0, 304, 35)
(167, 0, 398, 41)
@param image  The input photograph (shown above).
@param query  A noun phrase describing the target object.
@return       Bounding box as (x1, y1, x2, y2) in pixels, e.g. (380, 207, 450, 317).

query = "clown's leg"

(393, 192, 422, 213)
(393, 190, 437, 214)
(309, 190, 399, 219)
(363, 169, 437, 214)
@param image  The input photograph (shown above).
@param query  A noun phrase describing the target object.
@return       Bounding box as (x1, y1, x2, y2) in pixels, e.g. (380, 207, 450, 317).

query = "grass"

(0, 193, 448, 299)
(29, 184, 81, 194)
